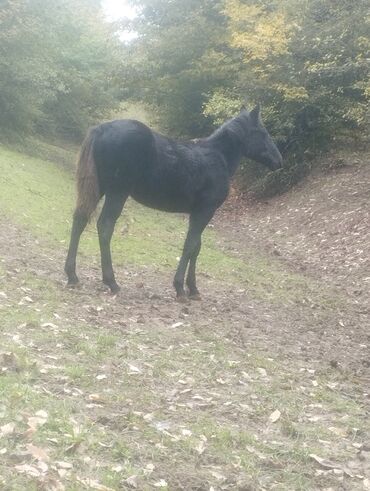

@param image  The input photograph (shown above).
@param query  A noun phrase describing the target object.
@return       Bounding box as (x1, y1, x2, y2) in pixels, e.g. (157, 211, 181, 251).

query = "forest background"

(1, 0, 368, 196)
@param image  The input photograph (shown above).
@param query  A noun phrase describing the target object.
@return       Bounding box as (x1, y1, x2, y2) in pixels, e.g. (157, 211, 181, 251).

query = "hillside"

(219, 149, 370, 372)
(0, 145, 369, 491)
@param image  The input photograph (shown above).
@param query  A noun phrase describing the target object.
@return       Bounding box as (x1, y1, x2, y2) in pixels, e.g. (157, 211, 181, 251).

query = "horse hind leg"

(65, 209, 89, 287)
(97, 191, 128, 293)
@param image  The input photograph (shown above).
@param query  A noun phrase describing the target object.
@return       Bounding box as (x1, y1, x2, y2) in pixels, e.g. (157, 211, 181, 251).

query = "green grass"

(0, 144, 332, 304)
(0, 267, 367, 490)
(0, 143, 366, 490)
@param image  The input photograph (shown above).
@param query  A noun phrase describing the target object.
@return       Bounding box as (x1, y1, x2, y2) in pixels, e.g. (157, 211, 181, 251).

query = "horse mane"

(207, 113, 249, 144)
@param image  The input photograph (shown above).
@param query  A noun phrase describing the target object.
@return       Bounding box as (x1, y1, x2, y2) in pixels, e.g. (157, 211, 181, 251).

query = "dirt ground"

(3, 153, 370, 378)
(0, 149, 369, 490)
(219, 151, 370, 376)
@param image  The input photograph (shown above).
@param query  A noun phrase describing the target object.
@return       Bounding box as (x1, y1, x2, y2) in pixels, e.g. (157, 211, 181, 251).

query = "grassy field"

(0, 146, 333, 305)
(0, 145, 369, 490)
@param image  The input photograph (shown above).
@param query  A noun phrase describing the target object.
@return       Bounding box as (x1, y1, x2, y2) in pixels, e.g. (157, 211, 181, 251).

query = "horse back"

(93, 119, 229, 213)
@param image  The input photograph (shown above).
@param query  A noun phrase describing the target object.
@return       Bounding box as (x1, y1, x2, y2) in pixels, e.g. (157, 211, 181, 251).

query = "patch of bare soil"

(1, 153, 370, 490)
(217, 150, 370, 379)
(1, 153, 370, 390)
(1, 212, 368, 380)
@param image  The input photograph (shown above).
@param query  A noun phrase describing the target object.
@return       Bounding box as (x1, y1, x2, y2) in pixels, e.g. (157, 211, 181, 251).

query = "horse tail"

(75, 128, 100, 219)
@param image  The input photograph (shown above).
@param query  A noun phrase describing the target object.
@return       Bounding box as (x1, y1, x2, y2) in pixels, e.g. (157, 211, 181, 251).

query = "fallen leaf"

(27, 415, 47, 431)
(88, 393, 103, 402)
(144, 463, 155, 475)
(171, 322, 184, 328)
(216, 378, 226, 385)
(328, 426, 347, 437)
(151, 420, 171, 432)
(269, 409, 281, 423)
(0, 422, 16, 436)
(57, 469, 68, 479)
(21, 296, 33, 304)
(309, 453, 342, 470)
(125, 475, 138, 488)
(26, 443, 49, 462)
(128, 364, 142, 374)
(37, 409, 48, 419)
(41, 322, 59, 329)
(210, 470, 226, 481)
(195, 435, 207, 455)
(15, 463, 41, 477)
(154, 480, 168, 488)
(96, 374, 107, 381)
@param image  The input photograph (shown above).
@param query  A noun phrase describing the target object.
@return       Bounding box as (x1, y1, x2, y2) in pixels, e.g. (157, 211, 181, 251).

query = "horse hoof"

(110, 284, 121, 295)
(189, 293, 201, 301)
(66, 280, 80, 289)
(176, 294, 189, 304)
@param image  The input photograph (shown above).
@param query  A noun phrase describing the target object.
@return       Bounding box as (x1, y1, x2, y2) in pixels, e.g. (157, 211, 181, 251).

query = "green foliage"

(202, 89, 243, 126)
(2, 0, 368, 196)
(122, 0, 229, 137)
(123, 0, 369, 195)
(0, 0, 55, 135)
(208, 0, 369, 144)
(245, 157, 311, 200)
(0, 0, 121, 140)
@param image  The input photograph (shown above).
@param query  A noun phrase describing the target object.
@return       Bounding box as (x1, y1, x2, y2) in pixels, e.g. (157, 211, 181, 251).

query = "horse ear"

(250, 103, 261, 123)
(240, 103, 247, 112)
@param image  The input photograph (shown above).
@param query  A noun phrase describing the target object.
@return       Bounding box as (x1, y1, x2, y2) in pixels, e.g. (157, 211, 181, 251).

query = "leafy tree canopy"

(123, 0, 369, 146)
(0, 0, 121, 139)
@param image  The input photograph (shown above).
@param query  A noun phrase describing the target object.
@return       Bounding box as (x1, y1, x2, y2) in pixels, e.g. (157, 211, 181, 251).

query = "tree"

(205, 0, 369, 146)
(123, 0, 368, 145)
(0, 0, 57, 135)
(122, 0, 230, 137)
(0, 0, 122, 139)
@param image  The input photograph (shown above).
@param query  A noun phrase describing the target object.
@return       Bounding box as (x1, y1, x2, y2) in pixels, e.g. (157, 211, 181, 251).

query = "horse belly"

(130, 181, 192, 213)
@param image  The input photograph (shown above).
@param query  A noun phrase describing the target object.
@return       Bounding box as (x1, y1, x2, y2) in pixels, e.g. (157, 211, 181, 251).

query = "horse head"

(238, 104, 283, 171)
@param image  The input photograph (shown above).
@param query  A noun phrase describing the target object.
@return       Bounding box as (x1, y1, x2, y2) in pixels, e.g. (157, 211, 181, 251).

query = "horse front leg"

(186, 241, 201, 299)
(173, 207, 215, 301)
(97, 192, 127, 293)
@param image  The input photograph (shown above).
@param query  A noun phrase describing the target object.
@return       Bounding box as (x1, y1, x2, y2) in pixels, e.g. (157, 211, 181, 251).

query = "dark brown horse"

(65, 105, 282, 300)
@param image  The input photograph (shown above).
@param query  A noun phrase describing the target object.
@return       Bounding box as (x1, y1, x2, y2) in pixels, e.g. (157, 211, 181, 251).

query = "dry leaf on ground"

(0, 422, 16, 436)
(269, 409, 281, 423)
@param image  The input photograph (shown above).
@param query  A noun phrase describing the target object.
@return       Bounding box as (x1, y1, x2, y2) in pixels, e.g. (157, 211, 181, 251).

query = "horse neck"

(208, 127, 243, 176)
